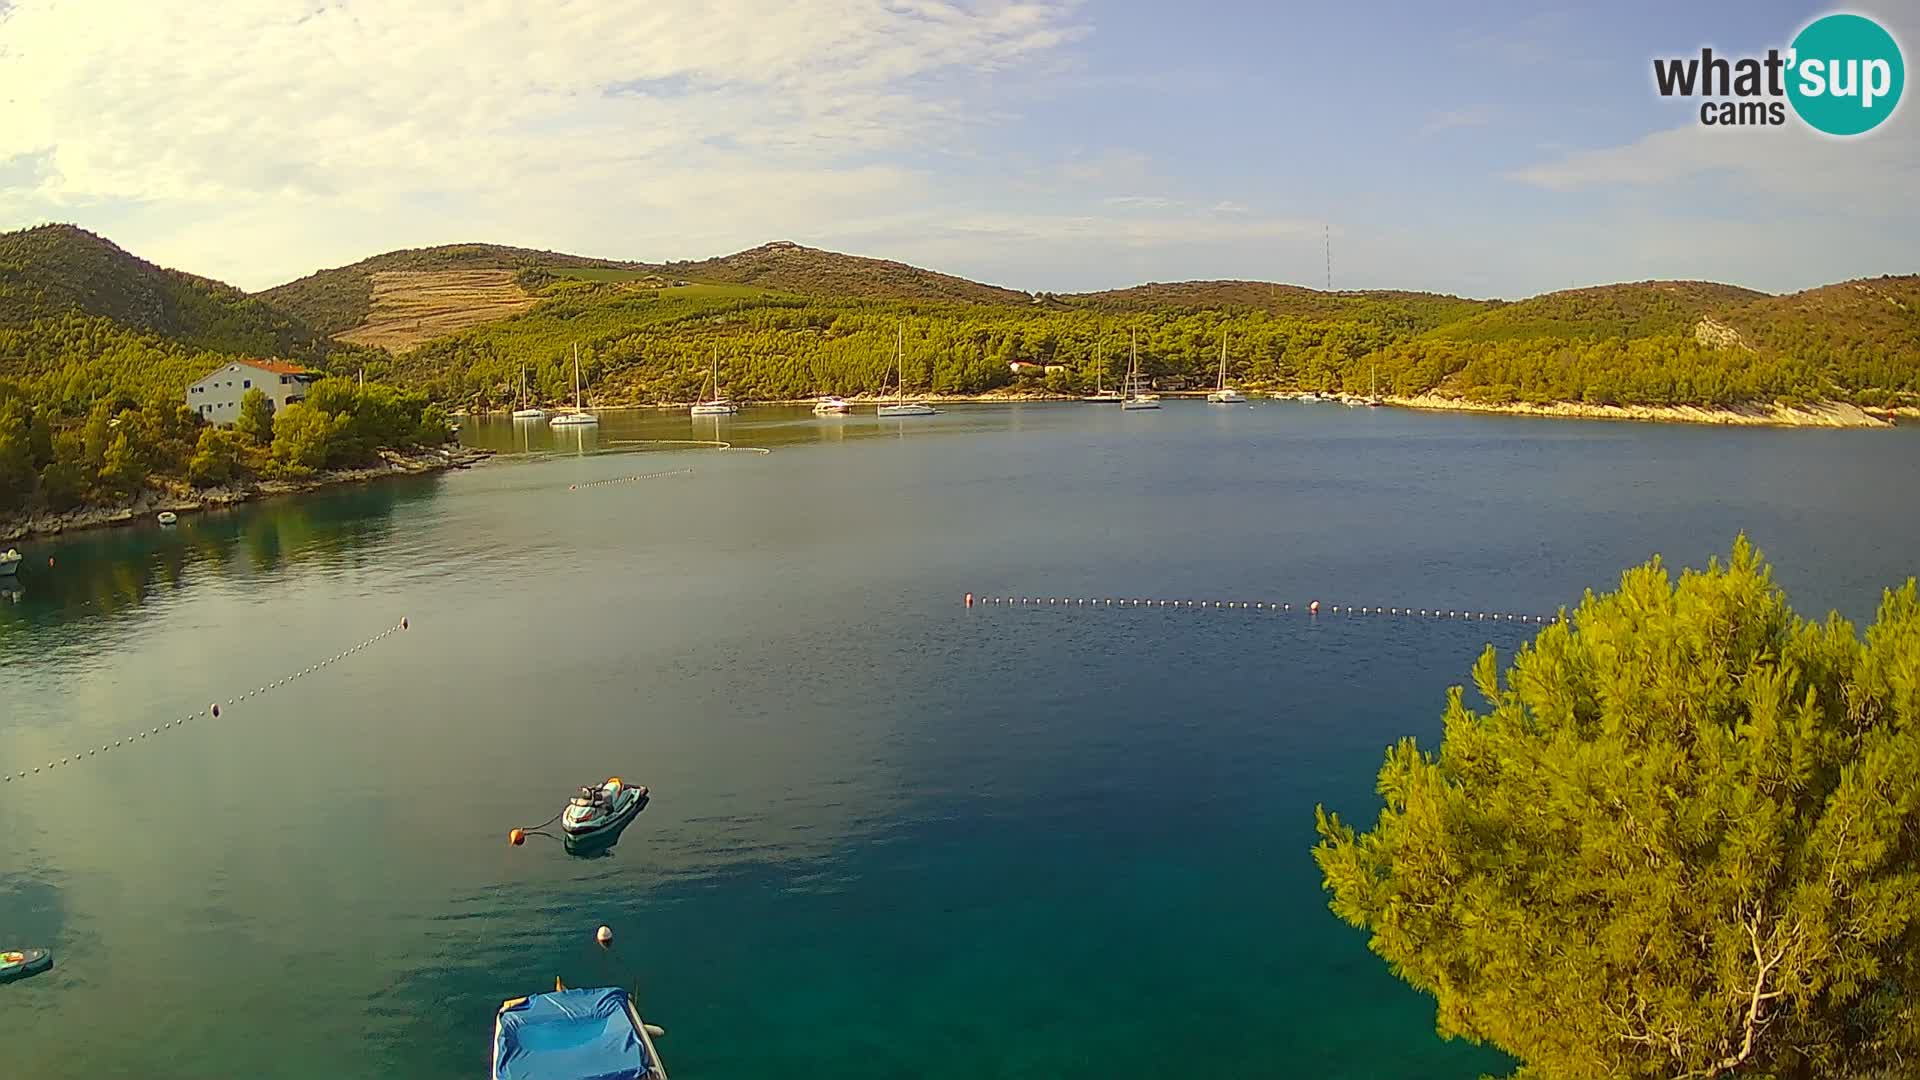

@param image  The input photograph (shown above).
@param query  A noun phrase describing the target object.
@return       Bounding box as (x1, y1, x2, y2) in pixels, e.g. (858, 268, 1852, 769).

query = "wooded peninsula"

(3, 223, 1917, 533)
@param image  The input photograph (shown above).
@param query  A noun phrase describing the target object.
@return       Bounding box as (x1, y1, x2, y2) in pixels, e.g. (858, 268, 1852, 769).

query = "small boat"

(1, 947, 52, 984)
(512, 365, 546, 420)
(0, 548, 21, 576)
(157, 511, 178, 526)
(1120, 329, 1160, 410)
(876, 326, 939, 416)
(1206, 331, 1246, 403)
(1365, 364, 1384, 407)
(1084, 338, 1123, 401)
(812, 396, 853, 415)
(563, 778, 648, 841)
(494, 982, 667, 1080)
(550, 345, 600, 427)
(690, 345, 739, 416)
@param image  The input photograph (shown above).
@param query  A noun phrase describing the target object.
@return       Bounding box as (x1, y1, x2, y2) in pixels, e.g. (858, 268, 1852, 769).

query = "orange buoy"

(1309, 601, 1321, 614)
(596, 925, 614, 948)
(510, 828, 526, 846)
(965, 592, 974, 608)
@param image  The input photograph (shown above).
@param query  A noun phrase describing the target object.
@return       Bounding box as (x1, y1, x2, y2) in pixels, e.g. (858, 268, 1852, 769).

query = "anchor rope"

(2, 617, 411, 786)
(962, 593, 1561, 624)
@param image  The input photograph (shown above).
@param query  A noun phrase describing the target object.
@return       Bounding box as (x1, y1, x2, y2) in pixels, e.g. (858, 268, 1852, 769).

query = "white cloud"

(0, 0, 1088, 287)
(1102, 195, 1175, 209)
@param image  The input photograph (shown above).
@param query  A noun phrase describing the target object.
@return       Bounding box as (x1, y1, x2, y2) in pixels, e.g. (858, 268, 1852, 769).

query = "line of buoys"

(606, 439, 771, 456)
(963, 594, 1557, 624)
(2, 618, 411, 786)
(570, 467, 696, 491)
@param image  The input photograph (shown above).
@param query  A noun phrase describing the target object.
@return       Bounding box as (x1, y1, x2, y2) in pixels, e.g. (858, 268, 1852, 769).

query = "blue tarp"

(494, 987, 652, 1080)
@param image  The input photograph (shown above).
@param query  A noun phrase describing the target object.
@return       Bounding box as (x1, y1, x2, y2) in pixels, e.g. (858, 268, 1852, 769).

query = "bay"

(4, 402, 1917, 1078)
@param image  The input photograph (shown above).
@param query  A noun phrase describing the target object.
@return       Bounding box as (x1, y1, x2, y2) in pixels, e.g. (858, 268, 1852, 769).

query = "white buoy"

(596, 925, 614, 948)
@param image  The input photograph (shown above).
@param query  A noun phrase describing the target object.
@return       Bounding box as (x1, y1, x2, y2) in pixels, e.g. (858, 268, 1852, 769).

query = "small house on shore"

(186, 360, 315, 423)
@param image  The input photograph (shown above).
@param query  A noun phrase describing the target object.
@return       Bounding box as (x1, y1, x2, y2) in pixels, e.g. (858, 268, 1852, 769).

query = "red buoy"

(509, 828, 526, 846)
(1309, 601, 1321, 615)
(964, 592, 974, 608)
(596, 925, 614, 948)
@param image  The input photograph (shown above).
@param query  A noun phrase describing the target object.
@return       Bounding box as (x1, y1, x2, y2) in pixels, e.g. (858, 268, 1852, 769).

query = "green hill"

(0, 224, 329, 358)
(659, 241, 1031, 305)
(258, 242, 653, 337)
(1061, 280, 1491, 327)
(1425, 281, 1768, 343)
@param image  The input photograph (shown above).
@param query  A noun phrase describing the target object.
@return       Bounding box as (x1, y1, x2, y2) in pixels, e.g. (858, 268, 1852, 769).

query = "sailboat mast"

(1218, 332, 1228, 391)
(897, 325, 904, 403)
(573, 343, 582, 410)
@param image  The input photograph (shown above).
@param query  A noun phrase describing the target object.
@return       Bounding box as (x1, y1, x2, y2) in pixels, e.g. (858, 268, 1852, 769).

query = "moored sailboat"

(549, 345, 599, 427)
(1206, 330, 1246, 403)
(877, 326, 938, 416)
(1120, 328, 1160, 410)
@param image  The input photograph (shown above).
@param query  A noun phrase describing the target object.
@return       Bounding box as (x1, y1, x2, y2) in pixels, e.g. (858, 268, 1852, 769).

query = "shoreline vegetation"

(6, 224, 1920, 546)
(1, 444, 492, 543)
(468, 390, 1914, 428)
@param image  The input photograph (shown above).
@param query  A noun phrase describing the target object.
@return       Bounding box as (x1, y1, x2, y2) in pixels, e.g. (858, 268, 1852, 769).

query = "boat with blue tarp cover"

(493, 982, 667, 1080)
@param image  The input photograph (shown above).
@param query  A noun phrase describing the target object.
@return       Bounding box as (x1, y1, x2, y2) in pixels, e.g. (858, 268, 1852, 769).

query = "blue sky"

(0, 0, 1914, 297)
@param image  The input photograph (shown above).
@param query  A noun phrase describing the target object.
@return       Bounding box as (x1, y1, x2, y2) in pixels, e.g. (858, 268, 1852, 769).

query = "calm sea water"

(4, 403, 1917, 1079)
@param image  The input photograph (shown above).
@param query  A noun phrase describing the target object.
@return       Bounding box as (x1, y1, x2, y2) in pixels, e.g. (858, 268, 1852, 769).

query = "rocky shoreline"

(1385, 394, 1899, 429)
(0, 445, 494, 543)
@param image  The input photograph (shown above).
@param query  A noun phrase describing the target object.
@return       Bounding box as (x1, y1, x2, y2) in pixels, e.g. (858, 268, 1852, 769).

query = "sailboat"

(1206, 331, 1246, 403)
(1084, 337, 1122, 402)
(549, 345, 599, 426)
(1366, 364, 1384, 407)
(1121, 328, 1160, 410)
(512, 365, 545, 420)
(690, 344, 738, 416)
(877, 326, 938, 416)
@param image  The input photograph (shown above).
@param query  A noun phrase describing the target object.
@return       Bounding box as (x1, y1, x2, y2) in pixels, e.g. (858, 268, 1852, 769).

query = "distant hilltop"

(1, 221, 1916, 422)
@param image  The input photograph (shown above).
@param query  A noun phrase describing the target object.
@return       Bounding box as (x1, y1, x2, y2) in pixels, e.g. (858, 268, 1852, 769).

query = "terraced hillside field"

(335, 270, 539, 351)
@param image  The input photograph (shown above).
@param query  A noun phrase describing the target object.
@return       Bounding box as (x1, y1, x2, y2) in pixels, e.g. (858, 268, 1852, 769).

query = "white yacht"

(876, 326, 938, 416)
(1206, 331, 1246, 403)
(1120, 329, 1160, 410)
(690, 345, 739, 416)
(511, 366, 545, 420)
(812, 396, 853, 415)
(1084, 338, 1123, 401)
(549, 345, 600, 427)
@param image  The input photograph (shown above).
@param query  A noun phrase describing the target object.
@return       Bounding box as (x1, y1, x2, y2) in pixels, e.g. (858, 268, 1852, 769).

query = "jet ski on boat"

(563, 778, 647, 841)
(1, 948, 52, 984)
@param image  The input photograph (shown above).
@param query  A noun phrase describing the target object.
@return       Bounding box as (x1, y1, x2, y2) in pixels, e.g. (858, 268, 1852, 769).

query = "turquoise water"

(4, 403, 1917, 1078)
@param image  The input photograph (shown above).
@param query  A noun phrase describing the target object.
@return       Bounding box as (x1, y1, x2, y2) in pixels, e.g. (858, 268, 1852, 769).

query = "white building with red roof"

(186, 360, 316, 423)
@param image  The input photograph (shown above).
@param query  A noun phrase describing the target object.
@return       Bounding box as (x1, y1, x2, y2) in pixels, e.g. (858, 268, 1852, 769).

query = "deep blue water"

(3, 402, 1917, 1078)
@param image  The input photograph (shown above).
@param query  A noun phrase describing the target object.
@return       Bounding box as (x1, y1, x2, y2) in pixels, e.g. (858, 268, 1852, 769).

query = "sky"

(0, 0, 1916, 298)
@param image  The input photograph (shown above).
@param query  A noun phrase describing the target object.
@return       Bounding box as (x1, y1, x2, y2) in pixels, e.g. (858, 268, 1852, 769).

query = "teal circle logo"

(1788, 13, 1904, 135)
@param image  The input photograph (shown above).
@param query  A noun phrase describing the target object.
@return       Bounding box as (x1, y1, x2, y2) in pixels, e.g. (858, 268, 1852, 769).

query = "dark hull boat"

(1, 947, 52, 983)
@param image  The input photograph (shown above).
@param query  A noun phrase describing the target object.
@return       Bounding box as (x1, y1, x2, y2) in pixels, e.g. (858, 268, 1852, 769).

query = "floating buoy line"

(568, 467, 696, 491)
(607, 439, 772, 455)
(1, 617, 411, 786)
(961, 592, 1559, 624)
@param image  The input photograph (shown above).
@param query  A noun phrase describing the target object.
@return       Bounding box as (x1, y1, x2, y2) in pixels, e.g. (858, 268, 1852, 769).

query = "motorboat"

(562, 778, 648, 842)
(1, 947, 52, 984)
(812, 396, 853, 415)
(494, 983, 667, 1080)
(0, 548, 21, 576)
(157, 511, 178, 526)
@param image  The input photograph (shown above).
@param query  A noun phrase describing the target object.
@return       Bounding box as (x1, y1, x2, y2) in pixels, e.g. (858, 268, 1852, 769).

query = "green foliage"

(235, 388, 275, 446)
(269, 403, 339, 475)
(37, 430, 88, 511)
(1428, 282, 1768, 343)
(186, 426, 248, 487)
(1315, 538, 1920, 1079)
(0, 393, 31, 511)
(416, 403, 454, 445)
